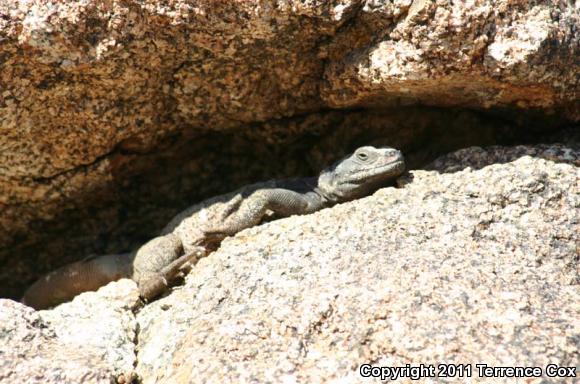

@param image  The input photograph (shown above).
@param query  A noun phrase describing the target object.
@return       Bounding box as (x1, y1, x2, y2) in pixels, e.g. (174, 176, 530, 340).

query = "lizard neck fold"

(304, 189, 331, 211)
(315, 170, 343, 205)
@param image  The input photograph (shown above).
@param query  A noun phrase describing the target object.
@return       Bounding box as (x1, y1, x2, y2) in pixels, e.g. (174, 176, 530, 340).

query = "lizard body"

(22, 146, 405, 309)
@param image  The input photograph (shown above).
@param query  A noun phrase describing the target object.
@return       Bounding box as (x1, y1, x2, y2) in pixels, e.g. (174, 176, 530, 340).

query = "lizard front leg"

(204, 189, 312, 239)
(131, 233, 207, 301)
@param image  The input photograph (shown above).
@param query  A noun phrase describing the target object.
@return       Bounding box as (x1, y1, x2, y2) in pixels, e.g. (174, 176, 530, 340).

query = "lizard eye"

(356, 151, 369, 161)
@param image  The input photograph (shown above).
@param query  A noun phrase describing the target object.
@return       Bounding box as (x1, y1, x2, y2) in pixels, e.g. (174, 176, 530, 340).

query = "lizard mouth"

(387, 159, 405, 172)
(349, 158, 405, 183)
(363, 155, 404, 171)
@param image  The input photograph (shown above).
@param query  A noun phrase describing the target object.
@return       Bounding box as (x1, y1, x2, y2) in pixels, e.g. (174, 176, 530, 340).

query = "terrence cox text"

(359, 363, 577, 380)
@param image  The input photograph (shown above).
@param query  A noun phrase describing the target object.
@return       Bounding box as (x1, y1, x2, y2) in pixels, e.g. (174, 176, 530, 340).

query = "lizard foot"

(138, 248, 207, 301)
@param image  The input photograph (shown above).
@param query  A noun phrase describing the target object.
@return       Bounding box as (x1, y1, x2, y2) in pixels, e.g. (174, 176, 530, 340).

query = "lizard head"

(317, 146, 405, 203)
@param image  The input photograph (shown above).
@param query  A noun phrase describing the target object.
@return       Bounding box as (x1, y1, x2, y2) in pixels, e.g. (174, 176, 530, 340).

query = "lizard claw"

(139, 276, 169, 302)
(138, 248, 207, 301)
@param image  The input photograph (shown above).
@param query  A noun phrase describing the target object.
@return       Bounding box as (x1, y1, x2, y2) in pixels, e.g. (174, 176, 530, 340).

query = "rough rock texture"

(1, 107, 525, 301)
(0, 1, 578, 300)
(2, 144, 578, 383)
(323, 0, 579, 115)
(132, 144, 579, 383)
(0, 280, 139, 383)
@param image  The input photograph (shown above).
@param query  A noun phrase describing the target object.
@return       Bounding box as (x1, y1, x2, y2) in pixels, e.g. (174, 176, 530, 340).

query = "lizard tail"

(21, 253, 133, 310)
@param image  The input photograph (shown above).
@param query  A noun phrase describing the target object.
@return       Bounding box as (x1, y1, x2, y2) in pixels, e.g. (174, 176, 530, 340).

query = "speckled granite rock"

(1, 144, 578, 383)
(1, 0, 575, 179)
(323, 0, 579, 115)
(0, 280, 140, 383)
(133, 144, 579, 383)
(1, 106, 522, 302)
(1, 1, 578, 301)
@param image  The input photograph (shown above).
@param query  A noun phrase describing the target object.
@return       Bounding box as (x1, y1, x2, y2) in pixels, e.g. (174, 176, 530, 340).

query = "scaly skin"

(22, 253, 133, 309)
(22, 146, 405, 309)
